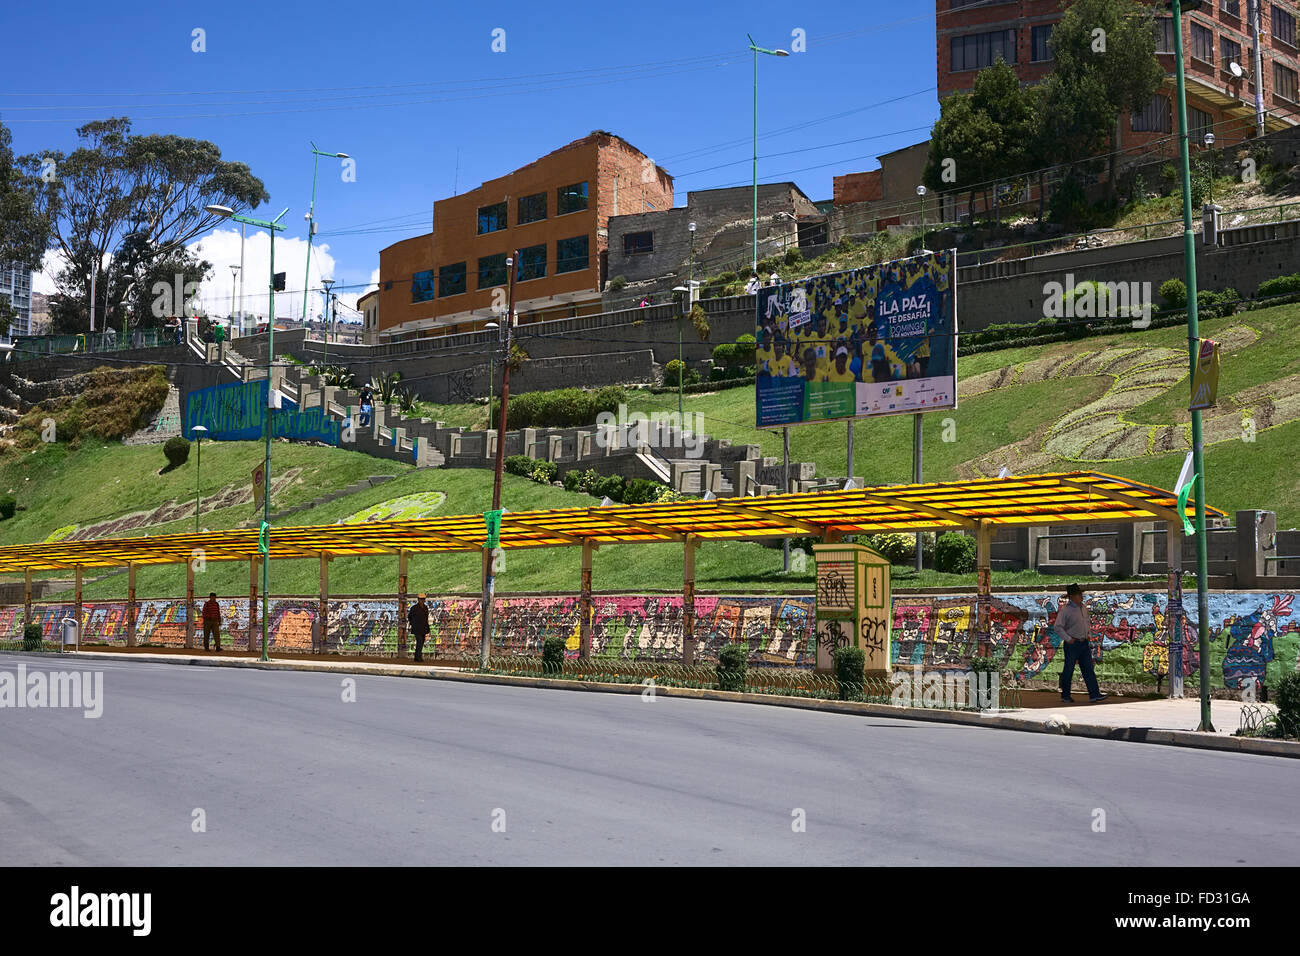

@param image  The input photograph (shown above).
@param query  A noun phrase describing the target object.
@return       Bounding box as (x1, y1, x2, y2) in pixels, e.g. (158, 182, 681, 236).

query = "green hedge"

(504, 455, 557, 484)
(716, 643, 748, 692)
(935, 532, 976, 575)
(490, 386, 626, 430)
(562, 468, 667, 504)
(0, 494, 15, 520)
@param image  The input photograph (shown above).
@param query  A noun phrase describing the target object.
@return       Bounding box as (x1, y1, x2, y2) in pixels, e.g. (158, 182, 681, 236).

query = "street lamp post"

(302, 143, 350, 323)
(484, 321, 499, 412)
(748, 34, 790, 274)
(1170, 0, 1215, 731)
(1203, 131, 1216, 205)
(191, 425, 208, 532)
(205, 203, 288, 662)
(480, 255, 517, 668)
(686, 221, 696, 421)
(229, 265, 240, 325)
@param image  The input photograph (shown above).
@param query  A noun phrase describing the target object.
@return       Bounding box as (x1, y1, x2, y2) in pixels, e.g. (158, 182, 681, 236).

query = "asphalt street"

(1, 653, 1296, 865)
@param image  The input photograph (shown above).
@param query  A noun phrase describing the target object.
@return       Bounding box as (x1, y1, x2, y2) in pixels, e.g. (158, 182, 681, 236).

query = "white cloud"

(191, 227, 337, 325)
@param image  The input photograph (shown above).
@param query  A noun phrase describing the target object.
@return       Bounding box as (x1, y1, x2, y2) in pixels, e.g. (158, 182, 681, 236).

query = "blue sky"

(1, 0, 939, 319)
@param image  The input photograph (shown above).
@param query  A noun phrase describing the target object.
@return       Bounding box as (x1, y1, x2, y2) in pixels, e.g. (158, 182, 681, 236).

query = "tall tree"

(1042, 0, 1165, 196)
(924, 60, 1040, 221)
(21, 117, 267, 333)
(0, 118, 52, 334)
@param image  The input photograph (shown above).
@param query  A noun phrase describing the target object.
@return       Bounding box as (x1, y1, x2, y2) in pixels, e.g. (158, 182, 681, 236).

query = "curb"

(57, 650, 1300, 759)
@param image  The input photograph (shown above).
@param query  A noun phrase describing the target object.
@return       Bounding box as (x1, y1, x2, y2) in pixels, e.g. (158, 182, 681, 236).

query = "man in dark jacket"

(202, 592, 222, 652)
(409, 593, 430, 662)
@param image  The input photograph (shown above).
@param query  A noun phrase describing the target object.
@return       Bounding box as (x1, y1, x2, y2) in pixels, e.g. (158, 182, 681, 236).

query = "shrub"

(491, 386, 626, 430)
(163, 436, 191, 469)
(718, 271, 738, 283)
(593, 474, 626, 501)
(22, 622, 42, 651)
(690, 303, 710, 341)
(1256, 273, 1300, 299)
(935, 532, 976, 574)
(1276, 672, 1300, 737)
(867, 532, 916, 565)
(541, 636, 566, 674)
(833, 646, 865, 701)
(608, 275, 627, 293)
(621, 477, 663, 504)
(1197, 287, 1239, 320)
(1159, 278, 1188, 308)
(0, 494, 15, 520)
(716, 643, 748, 692)
(783, 247, 804, 267)
(528, 460, 558, 484)
(504, 454, 534, 477)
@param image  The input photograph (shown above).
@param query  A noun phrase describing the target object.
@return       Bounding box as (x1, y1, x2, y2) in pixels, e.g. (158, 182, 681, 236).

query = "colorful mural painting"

(184, 379, 339, 445)
(5, 590, 1298, 688)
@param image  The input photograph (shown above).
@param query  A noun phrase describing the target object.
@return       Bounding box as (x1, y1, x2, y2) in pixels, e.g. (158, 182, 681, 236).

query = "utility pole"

(481, 253, 517, 668)
(1250, 0, 1267, 136)
(1172, 0, 1215, 732)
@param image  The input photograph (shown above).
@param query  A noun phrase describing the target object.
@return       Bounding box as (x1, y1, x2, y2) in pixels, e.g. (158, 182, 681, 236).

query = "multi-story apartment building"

(938, 0, 1300, 153)
(377, 131, 673, 339)
(0, 263, 33, 342)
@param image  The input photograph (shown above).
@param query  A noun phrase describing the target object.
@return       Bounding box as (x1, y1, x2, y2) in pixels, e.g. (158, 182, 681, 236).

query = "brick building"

(937, 0, 1300, 154)
(376, 131, 672, 339)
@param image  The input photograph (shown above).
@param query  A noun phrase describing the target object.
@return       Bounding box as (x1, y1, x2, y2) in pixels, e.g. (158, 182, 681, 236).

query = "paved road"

(1, 653, 1296, 865)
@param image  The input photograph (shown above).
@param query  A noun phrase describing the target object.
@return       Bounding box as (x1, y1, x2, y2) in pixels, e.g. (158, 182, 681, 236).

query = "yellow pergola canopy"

(0, 472, 1221, 575)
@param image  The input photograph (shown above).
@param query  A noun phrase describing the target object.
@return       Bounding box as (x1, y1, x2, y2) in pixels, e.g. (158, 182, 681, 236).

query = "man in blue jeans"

(1056, 583, 1107, 703)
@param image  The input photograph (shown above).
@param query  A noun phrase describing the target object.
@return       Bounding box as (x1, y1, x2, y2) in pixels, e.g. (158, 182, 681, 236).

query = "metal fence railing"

(7, 328, 179, 362)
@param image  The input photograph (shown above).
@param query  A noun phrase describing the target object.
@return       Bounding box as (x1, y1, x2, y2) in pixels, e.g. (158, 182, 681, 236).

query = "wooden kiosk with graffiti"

(812, 543, 892, 675)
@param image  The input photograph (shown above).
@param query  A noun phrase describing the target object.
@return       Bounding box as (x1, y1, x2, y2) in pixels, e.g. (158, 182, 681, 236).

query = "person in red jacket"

(202, 592, 222, 652)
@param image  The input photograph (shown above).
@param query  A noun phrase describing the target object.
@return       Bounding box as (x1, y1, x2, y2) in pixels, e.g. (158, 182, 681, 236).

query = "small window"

(1031, 25, 1053, 62)
(1188, 105, 1215, 142)
(1221, 36, 1242, 68)
(1191, 22, 1214, 64)
(477, 201, 508, 235)
(477, 253, 509, 290)
(438, 261, 466, 298)
(556, 235, 589, 274)
(411, 269, 436, 303)
(1131, 94, 1173, 133)
(1275, 6, 1297, 48)
(517, 244, 546, 281)
(623, 231, 654, 256)
(557, 181, 589, 216)
(383, 280, 393, 291)
(1220, 0, 1240, 17)
(1154, 18, 1175, 54)
(1276, 62, 1299, 102)
(949, 29, 1017, 72)
(518, 192, 547, 224)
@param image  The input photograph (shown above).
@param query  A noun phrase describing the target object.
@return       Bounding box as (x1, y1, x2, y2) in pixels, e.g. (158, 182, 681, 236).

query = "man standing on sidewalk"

(409, 593, 430, 663)
(202, 592, 222, 653)
(1056, 583, 1106, 703)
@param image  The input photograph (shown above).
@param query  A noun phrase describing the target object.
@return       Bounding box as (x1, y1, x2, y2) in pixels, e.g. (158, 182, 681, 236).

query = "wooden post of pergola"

(975, 520, 992, 658)
(126, 562, 137, 647)
(682, 534, 699, 666)
(185, 559, 196, 649)
(317, 552, 331, 654)
(23, 568, 31, 629)
(396, 549, 409, 658)
(248, 557, 259, 655)
(579, 540, 595, 659)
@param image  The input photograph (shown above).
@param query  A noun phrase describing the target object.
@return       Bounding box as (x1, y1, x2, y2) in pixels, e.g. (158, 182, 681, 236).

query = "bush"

(783, 247, 804, 267)
(935, 532, 976, 574)
(1276, 672, 1300, 737)
(690, 304, 710, 341)
(833, 646, 865, 701)
(663, 360, 701, 388)
(163, 436, 191, 469)
(541, 636, 566, 674)
(1159, 278, 1188, 309)
(608, 275, 627, 293)
(1256, 273, 1300, 299)
(593, 474, 627, 501)
(22, 622, 42, 651)
(621, 477, 662, 504)
(0, 494, 15, 520)
(491, 386, 626, 430)
(1197, 287, 1239, 320)
(867, 532, 916, 565)
(504, 454, 534, 477)
(716, 643, 748, 692)
(528, 460, 558, 484)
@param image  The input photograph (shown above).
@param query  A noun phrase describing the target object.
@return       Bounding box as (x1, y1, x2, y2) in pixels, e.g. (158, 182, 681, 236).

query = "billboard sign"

(755, 249, 957, 427)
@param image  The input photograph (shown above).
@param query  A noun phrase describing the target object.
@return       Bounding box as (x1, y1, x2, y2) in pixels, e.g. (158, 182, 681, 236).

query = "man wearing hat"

(1056, 583, 1106, 703)
(408, 593, 431, 663)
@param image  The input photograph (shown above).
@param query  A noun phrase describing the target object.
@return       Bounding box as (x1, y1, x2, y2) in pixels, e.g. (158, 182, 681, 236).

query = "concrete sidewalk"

(46, 649, 1297, 758)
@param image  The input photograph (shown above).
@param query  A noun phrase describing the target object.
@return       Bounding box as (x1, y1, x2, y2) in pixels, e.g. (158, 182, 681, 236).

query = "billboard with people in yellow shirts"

(754, 249, 957, 427)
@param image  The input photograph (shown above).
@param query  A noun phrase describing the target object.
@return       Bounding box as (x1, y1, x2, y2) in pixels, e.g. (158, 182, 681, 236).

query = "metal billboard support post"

(913, 413, 923, 572)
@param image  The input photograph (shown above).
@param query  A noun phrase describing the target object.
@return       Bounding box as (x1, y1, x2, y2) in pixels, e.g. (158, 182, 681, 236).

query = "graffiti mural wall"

(184, 379, 339, 445)
(6, 589, 1298, 688)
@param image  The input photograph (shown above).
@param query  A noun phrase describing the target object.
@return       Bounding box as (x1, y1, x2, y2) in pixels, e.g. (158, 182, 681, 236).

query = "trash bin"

(60, 616, 79, 652)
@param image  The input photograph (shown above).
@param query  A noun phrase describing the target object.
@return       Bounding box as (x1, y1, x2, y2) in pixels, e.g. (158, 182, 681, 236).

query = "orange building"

(937, 0, 1300, 153)
(377, 131, 672, 339)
